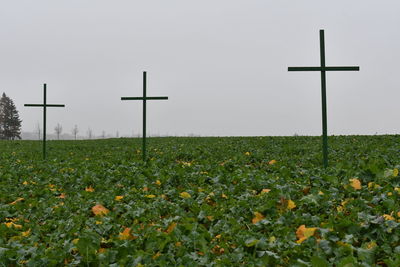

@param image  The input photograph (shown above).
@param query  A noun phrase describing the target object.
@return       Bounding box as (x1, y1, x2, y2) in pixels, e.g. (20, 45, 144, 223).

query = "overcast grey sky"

(1, 0, 399, 137)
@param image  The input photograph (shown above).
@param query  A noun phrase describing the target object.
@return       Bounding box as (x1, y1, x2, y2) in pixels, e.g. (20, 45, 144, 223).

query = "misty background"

(1, 0, 399, 139)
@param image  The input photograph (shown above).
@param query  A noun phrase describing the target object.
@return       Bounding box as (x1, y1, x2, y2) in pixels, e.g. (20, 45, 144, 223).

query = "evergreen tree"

(0, 93, 22, 140)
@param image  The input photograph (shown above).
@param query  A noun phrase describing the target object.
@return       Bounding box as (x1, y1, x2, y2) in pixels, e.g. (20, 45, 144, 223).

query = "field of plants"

(1, 136, 400, 266)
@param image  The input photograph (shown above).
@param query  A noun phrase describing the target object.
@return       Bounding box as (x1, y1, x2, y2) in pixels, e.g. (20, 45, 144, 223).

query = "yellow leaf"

(145, 194, 156, 198)
(152, 251, 161, 259)
(318, 191, 324, 195)
(155, 180, 161, 186)
(383, 214, 395, 221)
(260, 189, 271, 194)
(119, 228, 135, 240)
(394, 168, 399, 177)
(180, 192, 191, 199)
(349, 178, 362, 190)
(366, 241, 377, 250)
(98, 248, 107, 254)
(85, 186, 95, 192)
(175, 242, 182, 247)
(221, 193, 228, 199)
(206, 216, 214, 221)
(268, 160, 277, 165)
(58, 193, 66, 199)
(245, 152, 251, 156)
(22, 181, 28, 185)
(95, 221, 103, 225)
(4, 222, 23, 229)
(287, 200, 296, 210)
(21, 229, 31, 237)
(165, 222, 177, 234)
(252, 212, 265, 224)
(296, 225, 317, 244)
(72, 238, 79, 244)
(92, 204, 110, 216)
(9, 198, 24, 205)
(115, 196, 124, 201)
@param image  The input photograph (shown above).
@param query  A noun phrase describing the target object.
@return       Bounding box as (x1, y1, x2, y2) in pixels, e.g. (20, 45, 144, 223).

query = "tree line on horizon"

(0, 93, 134, 141)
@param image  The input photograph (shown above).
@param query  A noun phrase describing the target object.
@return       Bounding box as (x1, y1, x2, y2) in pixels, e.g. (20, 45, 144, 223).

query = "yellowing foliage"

(287, 200, 296, 210)
(165, 222, 177, 234)
(252, 212, 265, 224)
(296, 225, 317, 244)
(85, 186, 95, 192)
(21, 229, 31, 237)
(367, 241, 377, 250)
(349, 178, 362, 190)
(383, 214, 395, 221)
(260, 189, 271, 194)
(268, 160, 277, 165)
(145, 194, 156, 198)
(180, 192, 191, 199)
(4, 222, 23, 229)
(118, 228, 136, 240)
(115, 196, 124, 201)
(9, 198, 24, 205)
(92, 204, 110, 216)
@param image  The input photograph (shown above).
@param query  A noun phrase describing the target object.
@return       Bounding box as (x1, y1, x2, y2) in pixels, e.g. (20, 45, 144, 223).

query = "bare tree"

(72, 125, 79, 140)
(87, 128, 93, 139)
(54, 123, 62, 140)
(101, 130, 106, 139)
(116, 131, 119, 138)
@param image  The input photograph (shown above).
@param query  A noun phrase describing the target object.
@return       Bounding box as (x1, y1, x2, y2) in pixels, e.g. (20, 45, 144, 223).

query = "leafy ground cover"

(1, 136, 400, 266)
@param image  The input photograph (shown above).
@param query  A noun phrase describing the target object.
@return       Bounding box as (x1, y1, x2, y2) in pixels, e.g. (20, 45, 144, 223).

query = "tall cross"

(121, 71, 168, 161)
(25, 84, 65, 159)
(288, 29, 359, 168)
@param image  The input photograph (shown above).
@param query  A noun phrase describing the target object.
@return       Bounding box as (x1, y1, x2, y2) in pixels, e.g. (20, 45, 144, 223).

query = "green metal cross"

(288, 29, 359, 168)
(121, 71, 168, 161)
(24, 84, 65, 159)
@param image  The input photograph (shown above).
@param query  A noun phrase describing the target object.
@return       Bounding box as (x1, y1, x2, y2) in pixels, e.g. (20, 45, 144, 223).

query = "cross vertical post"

(43, 84, 47, 159)
(25, 84, 66, 160)
(143, 71, 147, 161)
(121, 71, 168, 161)
(320, 30, 328, 168)
(288, 29, 359, 168)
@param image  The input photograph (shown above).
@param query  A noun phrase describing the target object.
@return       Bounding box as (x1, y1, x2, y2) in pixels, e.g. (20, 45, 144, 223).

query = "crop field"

(1, 136, 400, 266)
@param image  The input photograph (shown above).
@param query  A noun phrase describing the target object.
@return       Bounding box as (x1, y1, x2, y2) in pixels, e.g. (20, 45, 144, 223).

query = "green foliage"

(0, 92, 22, 140)
(1, 136, 400, 265)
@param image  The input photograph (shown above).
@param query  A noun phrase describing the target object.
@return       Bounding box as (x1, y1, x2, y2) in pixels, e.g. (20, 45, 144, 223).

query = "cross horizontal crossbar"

(288, 66, 360, 72)
(24, 104, 65, 107)
(121, 97, 168, 100)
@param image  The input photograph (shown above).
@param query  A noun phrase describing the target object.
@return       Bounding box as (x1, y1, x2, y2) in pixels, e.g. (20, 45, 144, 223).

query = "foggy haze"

(1, 0, 399, 137)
